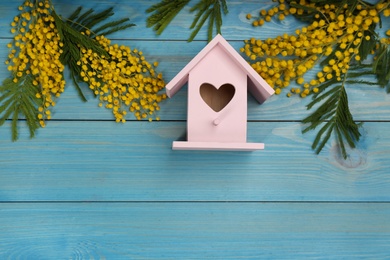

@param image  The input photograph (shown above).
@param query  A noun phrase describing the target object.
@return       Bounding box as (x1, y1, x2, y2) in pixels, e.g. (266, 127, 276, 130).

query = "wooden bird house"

(166, 34, 274, 151)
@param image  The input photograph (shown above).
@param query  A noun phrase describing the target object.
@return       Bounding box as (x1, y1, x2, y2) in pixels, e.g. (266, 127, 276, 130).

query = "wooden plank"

(0, 0, 327, 41)
(1, 39, 389, 122)
(1, 0, 388, 42)
(1, 121, 390, 202)
(1, 202, 389, 259)
(1, 1, 389, 121)
(0, 0, 385, 43)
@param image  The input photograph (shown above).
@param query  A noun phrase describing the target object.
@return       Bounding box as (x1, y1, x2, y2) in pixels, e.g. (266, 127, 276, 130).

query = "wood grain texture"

(1, 38, 389, 121)
(0, 0, 389, 122)
(0, 0, 323, 41)
(1, 0, 390, 258)
(1, 203, 390, 259)
(1, 121, 390, 202)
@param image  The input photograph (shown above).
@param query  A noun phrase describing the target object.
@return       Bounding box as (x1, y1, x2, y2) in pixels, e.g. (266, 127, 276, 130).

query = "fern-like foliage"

(64, 7, 136, 37)
(302, 65, 380, 159)
(189, 0, 228, 42)
(0, 4, 137, 141)
(146, 0, 228, 42)
(146, 0, 190, 35)
(0, 76, 41, 141)
(53, 7, 135, 101)
(283, 0, 388, 158)
(373, 43, 390, 92)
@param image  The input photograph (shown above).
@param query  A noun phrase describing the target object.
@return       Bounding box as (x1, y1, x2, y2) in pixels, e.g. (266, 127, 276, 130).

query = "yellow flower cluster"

(247, 0, 289, 26)
(78, 35, 166, 122)
(243, 0, 390, 97)
(6, 0, 65, 127)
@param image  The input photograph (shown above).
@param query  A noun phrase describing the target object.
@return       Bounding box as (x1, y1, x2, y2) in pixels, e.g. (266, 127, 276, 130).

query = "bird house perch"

(166, 34, 274, 151)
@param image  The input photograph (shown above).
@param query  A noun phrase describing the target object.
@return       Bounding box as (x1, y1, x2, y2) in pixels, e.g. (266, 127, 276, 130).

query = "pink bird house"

(166, 34, 274, 151)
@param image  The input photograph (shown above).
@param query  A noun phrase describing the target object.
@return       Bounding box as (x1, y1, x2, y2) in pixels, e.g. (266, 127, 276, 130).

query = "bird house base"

(172, 141, 264, 151)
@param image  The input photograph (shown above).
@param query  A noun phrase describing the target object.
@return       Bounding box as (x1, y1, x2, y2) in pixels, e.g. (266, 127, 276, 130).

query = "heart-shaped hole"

(199, 83, 235, 112)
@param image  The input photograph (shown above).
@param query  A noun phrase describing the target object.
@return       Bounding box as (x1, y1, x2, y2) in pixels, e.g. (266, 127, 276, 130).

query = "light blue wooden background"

(1, 0, 390, 259)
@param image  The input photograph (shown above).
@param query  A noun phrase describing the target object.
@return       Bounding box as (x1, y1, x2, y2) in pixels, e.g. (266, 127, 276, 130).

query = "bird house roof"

(165, 34, 274, 104)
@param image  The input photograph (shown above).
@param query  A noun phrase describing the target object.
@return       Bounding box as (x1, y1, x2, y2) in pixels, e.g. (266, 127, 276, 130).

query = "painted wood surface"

(1, 121, 390, 202)
(1, 0, 390, 258)
(1, 203, 390, 259)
